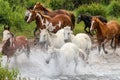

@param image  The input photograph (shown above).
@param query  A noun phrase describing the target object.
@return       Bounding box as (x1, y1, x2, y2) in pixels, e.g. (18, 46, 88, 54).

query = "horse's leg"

(6, 57, 10, 67)
(34, 27, 38, 38)
(102, 39, 111, 54)
(26, 44, 30, 58)
(113, 37, 118, 55)
(110, 38, 114, 48)
(102, 43, 108, 54)
(74, 57, 78, 73)
(98, 44, 101, 54)
(88, 27, 93, 36)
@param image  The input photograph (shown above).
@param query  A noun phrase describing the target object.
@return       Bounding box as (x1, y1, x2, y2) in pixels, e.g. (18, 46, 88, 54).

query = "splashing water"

(1, 46, 120, 80)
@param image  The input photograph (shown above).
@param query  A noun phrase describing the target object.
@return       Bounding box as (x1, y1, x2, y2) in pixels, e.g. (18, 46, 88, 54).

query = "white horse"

(39, 28, 65, 50)
(46, 42, 86, 74)
(63, 26, 92, 59)
(2, 26, 30, 64)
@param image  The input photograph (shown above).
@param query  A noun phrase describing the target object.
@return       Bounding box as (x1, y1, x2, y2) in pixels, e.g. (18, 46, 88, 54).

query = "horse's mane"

(96, 17, 106, 26)
(37, 11, 51, 19)
(81, 14, 92, 21)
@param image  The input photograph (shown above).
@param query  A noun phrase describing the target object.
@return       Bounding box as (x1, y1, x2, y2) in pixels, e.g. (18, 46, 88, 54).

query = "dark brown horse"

(25, 9, 73, 36)
(2, 26, 30, 63)
(90, 17, 120, 54)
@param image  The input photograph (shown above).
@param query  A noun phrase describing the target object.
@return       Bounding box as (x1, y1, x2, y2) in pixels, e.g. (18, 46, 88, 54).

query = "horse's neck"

(36, 13, 50, 27)
(97, 20, 107, 36)
(70, 34, 75, 42)
(42, 6, 51, 13)
(82, 15, 91, 23)
(47, 32, 57, 47)
(36, 16, 42, 27)
(36, 13, 46, 26)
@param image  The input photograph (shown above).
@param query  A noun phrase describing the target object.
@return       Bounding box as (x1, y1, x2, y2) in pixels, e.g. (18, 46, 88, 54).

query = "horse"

(2, 26, 30, 64)
(46, 42, 85, 74)
(25, 9, 73, 37)
(90, 17, 120, 55)
(63, 27, 91, 60)
(77, 14, 107, 36)
(33, 2, 75, 29)
(39, 28, 65, 50)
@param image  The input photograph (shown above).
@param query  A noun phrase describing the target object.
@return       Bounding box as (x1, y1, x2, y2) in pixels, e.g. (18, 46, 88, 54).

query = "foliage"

(76, 3, 107, 17)
(0, 54, 19, 80)
(49, 0, 74, 10)
(107, 0, 120, 17)
(0, 0, 12, 25)
(0, 0, 120, 41)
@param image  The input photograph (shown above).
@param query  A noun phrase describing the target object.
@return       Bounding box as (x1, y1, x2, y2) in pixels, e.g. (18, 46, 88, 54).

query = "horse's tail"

(69, 13, 75, 30)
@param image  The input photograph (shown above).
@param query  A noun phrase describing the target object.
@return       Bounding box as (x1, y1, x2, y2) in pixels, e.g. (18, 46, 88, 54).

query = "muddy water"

(1, 45, 120, 80)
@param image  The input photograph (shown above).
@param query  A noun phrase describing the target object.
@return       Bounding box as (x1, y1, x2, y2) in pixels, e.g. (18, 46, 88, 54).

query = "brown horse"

(25, 9, 73, 36)
(33, 2, 75, 29)
(2, 26, 30, 64)
(90, 17, 120, 54)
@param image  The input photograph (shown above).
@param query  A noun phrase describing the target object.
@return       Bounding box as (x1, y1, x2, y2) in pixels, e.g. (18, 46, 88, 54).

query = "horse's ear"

(4, 25, 10, 30)
(4, 25, 6, 30)
(36, 2, 40, 5)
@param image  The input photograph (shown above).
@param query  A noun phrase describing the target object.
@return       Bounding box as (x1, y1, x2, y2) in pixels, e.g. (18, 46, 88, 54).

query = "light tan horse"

(90, 17, 120, 54)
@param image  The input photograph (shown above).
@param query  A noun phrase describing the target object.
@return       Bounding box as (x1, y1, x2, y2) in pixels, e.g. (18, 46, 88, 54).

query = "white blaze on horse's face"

(27, 12, 32, 23)
(64, 27, 71, 41)
(39, 29, 48, 43)
(90, 20, 95, 31)
(25, 10, 30, 17)
(25, 10, 32, 23)
(2, 30, 11, 42)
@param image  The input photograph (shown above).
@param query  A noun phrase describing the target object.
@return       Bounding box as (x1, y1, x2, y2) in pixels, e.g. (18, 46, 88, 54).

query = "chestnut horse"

(77, 14, 107, 36)
(2, 26, 30, 64)
(90, 17, 120, 54)
(33, 2, 75, 28)
(29, 2, 75, 36)
(25, 9, 73, 36)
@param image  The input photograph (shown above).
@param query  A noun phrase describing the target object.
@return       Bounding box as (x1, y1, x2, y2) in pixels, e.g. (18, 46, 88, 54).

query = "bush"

(76, 3, 107, 17)
(107, 1, 120, 17)
(49, 0, 74, 10)
(0, 0, 12, 25)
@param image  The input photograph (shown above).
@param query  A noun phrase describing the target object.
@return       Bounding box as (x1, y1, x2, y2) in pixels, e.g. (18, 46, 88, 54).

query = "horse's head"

(77, 14, 82, 24)
(33, 2, 50, 13)
(90, 17, 99, 31)
(25, 9, 37, 23)
(64, 26, 72, 42)
(33, 2, 42, 11)
(46, 47, 59, 64)
(2, 26, 12, 42)
(39, 29, 49, 44)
